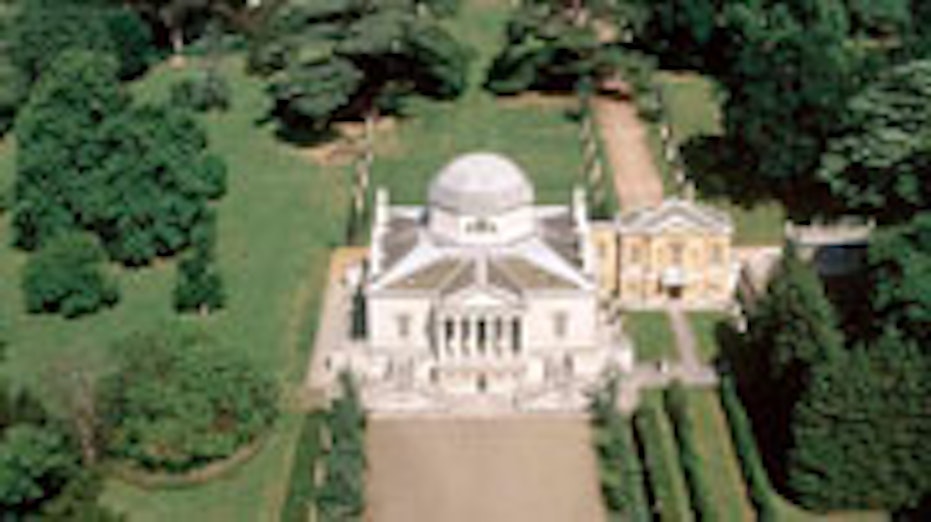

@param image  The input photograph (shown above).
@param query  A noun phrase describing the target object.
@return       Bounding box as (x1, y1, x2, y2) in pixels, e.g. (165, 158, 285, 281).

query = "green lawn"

(625, 312, 677, 362)
(654, 72, 785, 246)
(371, 0, 586, 206)
(683, 389, 755, 521)
(688, 312, 727, 364)
(0, 55, 347, 520)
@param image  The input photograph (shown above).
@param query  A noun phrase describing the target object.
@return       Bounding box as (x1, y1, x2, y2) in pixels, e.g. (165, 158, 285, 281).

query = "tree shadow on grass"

(681, 135, 773, 207)
(682, 135, 846, 222)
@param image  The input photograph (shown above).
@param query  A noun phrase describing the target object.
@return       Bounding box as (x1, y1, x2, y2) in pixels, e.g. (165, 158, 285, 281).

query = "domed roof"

(428, 152, 534, 216)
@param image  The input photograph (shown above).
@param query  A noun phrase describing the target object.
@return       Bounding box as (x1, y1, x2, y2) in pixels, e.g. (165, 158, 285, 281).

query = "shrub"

(21, 232, 119, 318)
(174, 212, 226, 314)
(663, 384, 720, 522)
(281, 413, 324, 522)
(317, 373, 366, 522)
(170, 73, 231, 112)
(100, 332, 278, 472)
(590, 379, 651, 522)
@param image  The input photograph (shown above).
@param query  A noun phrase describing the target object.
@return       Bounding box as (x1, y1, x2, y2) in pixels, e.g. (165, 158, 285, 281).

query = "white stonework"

(315, 153, 632, 413)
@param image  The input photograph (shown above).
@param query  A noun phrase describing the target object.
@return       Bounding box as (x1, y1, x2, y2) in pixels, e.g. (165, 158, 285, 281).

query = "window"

(466, 218, 496, 234)
(629, 245, 641, 264)
(445, 319, 454, 342)
(553, 311, 568, 338)
(477, 319, 487, 354)
(512, 318, 522, 355)
(670, 242, 685, 265)
(711, 245, 724, 265)
(397, 314, 411, 338)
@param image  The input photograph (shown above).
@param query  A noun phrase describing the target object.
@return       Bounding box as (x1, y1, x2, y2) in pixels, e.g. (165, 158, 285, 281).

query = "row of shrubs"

(719, 377, 778, 521)
(281, 413, 325, 522)
(633, 397, 695, 522)
(281, 373, 367, 522)
(590, 379, 651, 522)
(663, 384, 720, 522)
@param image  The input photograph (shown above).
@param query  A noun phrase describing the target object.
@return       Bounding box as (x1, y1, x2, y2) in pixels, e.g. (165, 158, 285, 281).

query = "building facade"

(322, 153, 630, 412)
(593, 199, 738, 309)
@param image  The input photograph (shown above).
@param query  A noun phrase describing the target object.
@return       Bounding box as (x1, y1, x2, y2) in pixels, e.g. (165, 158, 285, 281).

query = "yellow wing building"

(592, 198, 738, 309)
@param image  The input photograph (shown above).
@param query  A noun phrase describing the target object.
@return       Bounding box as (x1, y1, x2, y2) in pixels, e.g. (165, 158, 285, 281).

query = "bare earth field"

(366, 417, 606, 522)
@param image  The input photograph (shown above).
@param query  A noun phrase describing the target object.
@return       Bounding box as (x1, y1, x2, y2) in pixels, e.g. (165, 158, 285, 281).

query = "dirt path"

(366, 417, 606, 522)
(592, 96, 664, 211)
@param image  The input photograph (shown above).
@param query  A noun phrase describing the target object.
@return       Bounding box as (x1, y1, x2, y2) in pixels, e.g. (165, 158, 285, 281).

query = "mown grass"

(654, 72, 785, 246)
(635, 393, 694, 522)
(625, 312, 677, 362)
(688, 312, 727, 365)
(0, 55, 347, 521)
(679, 389, 755, 521)
(371, 0, 586, 206)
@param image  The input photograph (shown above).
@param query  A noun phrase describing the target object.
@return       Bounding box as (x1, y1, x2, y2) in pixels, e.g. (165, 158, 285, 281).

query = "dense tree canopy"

(0, 378, 117, 519)
(485, 0, 656, 110)
(865, 212, 931, 347)
(788, 336, 931, 511)
(100, 332, 278, 472)
(844, 0, 911, 37)
(818, 60, 931, 222)
(257, 0, 471, 132)
(12, 50, 226, 266)
(9, 0, 153, 81)
(736, 247, 846, 481)
(13, 50, 128, 251)
(715, 0, 861, 191)
(21, 232, 119, 318)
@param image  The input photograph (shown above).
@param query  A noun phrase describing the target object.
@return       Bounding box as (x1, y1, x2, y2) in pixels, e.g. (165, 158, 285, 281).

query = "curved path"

(592, 96, 664, 211)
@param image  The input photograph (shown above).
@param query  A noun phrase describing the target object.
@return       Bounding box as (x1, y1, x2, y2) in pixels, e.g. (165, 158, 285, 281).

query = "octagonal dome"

(428, 152, 534, 217)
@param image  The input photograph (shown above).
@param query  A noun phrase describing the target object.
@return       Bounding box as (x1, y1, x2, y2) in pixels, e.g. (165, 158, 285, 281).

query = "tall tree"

(12, 50, 127, 250)
(21, 232, 119, 318)
(715, 0, 862, 201)
(788, 335, 931, 511)
(740, 246, 845, 480)
(262, 1, 471, 133)
(845, 0, 911, 37)
(818, 60, 931, 223)
(485, 1, 654, 97)
(865, 212, 931, 347)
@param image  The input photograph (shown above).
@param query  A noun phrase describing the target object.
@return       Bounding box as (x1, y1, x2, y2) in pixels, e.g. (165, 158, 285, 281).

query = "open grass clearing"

(625, 312, 677, 362)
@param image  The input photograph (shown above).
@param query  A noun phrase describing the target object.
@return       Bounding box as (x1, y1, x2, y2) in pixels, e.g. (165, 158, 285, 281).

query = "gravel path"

(366, 417, 606, 522)
(592, 96, 664, 211)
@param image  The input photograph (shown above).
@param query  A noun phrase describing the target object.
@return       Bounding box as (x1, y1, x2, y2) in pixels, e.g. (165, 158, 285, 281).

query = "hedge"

(719, 376, 778, 522)
(663, 383, 720, 522)
(280, 413, 324, 522)
(590, 381, 651, 522)
(634, 398, 694, 522)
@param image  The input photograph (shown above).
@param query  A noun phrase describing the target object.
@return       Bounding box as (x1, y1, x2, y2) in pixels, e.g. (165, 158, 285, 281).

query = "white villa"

(317, 153, 631, 412)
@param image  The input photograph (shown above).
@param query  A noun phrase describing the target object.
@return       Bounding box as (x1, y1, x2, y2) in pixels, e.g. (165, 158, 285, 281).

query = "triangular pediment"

(620, 199, 732, 235)
(441, 284, 520, 309)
